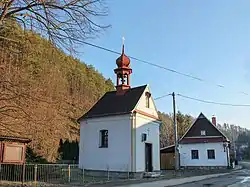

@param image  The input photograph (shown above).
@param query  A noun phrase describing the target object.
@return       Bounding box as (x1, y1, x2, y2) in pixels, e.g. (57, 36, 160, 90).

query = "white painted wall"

(79, 114, 132, 171)
(79, 84, 161, 173)
(135, 113, 160, 172)
(179, 142, 229, 167)
(136, 85, 158, 117)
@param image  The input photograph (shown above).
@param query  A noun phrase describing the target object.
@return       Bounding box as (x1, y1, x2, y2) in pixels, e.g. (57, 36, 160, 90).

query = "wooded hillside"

(159, 111, 194, 148)
(0, 21, 114, 162)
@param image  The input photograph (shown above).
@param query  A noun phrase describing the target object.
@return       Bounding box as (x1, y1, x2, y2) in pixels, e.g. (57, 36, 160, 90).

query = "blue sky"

(78, 0, 250, 128)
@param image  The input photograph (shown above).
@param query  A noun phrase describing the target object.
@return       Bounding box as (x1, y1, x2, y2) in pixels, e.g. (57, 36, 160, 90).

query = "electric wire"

(177, 93, 250, 107)
(1, 34, 249, 97)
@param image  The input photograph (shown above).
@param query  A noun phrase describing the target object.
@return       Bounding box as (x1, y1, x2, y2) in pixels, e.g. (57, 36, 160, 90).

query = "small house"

(0, 135, 31, 164)
(178, 113, 230, 169)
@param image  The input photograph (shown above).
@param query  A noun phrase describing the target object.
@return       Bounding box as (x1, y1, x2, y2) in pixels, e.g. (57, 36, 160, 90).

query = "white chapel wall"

(79, 114, 132, 172)
(136, 85, 159, 117)
(135, 113, 160, 172)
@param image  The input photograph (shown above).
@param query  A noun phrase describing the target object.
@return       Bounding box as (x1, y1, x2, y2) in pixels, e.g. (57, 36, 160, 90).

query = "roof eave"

(132, 109, 161, 122)
(78, 112, 132, 122)
(160, 144, 175, 151)
(0, 136, 32, 143)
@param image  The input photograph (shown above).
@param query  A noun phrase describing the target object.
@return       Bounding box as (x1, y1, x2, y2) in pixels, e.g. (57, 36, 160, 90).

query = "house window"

(191, 150, 199, 159)
(207, 149, 215, 159)
(201, 130, 206, 136)
(99, 130, 108, 148)
(146, 97, 150, 108)
(145, 92, 151, 108)
(141, 133, 147, 142)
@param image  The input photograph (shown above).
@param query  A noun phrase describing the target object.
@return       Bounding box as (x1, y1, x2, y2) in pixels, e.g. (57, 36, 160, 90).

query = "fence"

(0, 163, 134, 186)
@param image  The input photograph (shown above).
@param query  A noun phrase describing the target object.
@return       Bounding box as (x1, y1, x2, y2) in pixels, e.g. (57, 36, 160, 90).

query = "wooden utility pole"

(172, 92, 179, 170)
(231, 126, 237, 161)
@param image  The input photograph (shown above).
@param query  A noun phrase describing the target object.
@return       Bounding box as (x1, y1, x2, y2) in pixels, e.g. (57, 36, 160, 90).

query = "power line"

(1, 33, 249, 96)
(155, 93, 172, 100)
(79, 40, 206, 82)
(177, 93, 250, 107)
(3, 34, 250, 108)
(154, 92, 250, 107)
(71, 39, 249, 96)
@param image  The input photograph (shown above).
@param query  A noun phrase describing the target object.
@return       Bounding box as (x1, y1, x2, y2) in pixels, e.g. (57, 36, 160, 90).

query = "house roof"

(0, 135, 31, 143)
(179, 113, 229, 144)
(78, 85, 147, 120)
(160, 145, 175, 153)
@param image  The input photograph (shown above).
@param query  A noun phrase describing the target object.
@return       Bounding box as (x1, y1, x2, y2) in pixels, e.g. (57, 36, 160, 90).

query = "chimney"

(212, 116, 216, 126)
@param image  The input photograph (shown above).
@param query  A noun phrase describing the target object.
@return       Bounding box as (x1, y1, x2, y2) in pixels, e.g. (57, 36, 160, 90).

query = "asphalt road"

(172, 163, 250, 187)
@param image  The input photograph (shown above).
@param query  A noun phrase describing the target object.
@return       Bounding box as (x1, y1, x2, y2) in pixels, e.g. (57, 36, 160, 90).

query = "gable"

(185, 117, 223, 137)
(179, 113, 228, 144)
(134, 85, 159, 118)
(78, 85, 147, 120)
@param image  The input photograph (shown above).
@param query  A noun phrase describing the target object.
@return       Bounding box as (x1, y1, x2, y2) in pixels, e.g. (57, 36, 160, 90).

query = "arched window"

(145, 92, 151, 108)
(99, 130, 108, 148)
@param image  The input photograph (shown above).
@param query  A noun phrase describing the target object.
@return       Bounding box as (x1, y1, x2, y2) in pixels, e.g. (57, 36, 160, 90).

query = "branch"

(1, 0, 110, 52)
(4, 2, 44, 18)
(0, 0, 15, 23)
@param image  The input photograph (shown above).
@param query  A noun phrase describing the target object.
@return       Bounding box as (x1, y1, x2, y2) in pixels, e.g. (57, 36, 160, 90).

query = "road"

(92, 163, 250, 187)
(173, 163, 250, 187)
(170, 169, 250, 187)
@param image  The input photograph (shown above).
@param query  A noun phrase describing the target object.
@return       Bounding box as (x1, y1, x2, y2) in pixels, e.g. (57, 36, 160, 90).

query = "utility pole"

(231, 127, 237, 161)
(172, 92, 179, 170)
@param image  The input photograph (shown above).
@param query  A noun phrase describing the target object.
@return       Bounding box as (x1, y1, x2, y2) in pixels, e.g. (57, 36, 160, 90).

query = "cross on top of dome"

(116, 37, 130, 68)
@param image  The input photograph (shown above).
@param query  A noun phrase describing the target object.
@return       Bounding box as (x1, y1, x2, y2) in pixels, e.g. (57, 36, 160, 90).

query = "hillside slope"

(0, 21, 114, 162)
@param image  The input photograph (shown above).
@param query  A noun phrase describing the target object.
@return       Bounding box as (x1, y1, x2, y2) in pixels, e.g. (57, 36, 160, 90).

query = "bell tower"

(114, 40, 132, 94)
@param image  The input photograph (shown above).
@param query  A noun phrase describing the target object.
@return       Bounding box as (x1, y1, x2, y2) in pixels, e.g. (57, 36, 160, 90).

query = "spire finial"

(122, 36, 125, 54)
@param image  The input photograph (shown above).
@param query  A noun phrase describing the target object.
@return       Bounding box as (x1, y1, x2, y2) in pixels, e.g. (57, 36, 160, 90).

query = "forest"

(0, 21, 114, 162)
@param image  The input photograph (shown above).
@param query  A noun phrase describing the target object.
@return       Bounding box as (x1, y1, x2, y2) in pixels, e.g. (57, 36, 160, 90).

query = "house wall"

(136, 86, 158, 117)
(135, 113, 160, 172)
(79, 114, 132, 172)
(179, 142, 229, 167)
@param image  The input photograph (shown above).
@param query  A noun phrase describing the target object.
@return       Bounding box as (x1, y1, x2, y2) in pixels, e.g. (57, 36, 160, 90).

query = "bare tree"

(0, 0, 109, 51)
